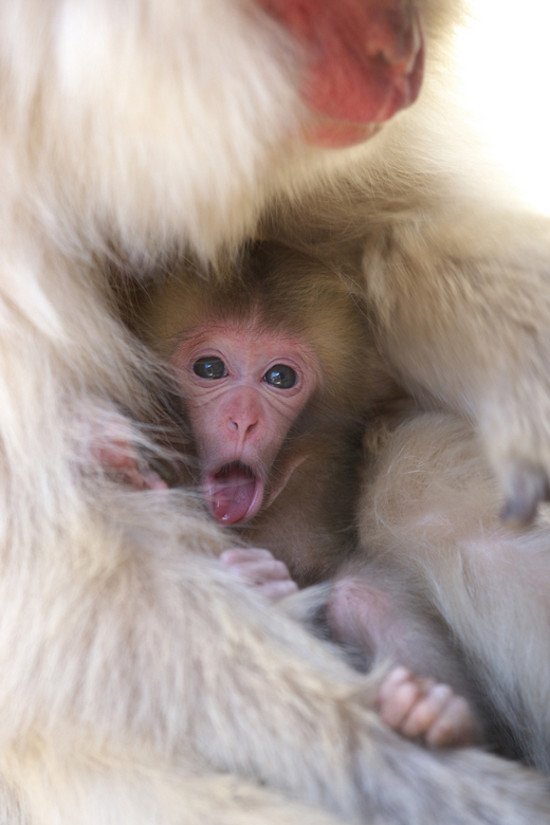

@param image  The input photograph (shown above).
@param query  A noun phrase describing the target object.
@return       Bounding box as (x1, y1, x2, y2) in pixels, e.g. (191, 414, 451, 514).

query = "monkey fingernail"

(500, 463, 550, 527)
(378, 666, 412, 700)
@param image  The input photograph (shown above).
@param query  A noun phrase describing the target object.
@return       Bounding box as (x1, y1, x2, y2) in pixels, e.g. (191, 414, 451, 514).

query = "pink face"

(171, 319, 320, 526)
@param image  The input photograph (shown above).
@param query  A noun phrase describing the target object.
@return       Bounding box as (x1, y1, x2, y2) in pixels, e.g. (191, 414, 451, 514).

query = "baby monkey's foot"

(220, 547, 299, 601)
(377, 666, 480, 748)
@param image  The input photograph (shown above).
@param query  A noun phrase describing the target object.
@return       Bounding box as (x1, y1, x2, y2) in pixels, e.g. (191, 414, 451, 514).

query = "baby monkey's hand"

(220, 547, 299, 601)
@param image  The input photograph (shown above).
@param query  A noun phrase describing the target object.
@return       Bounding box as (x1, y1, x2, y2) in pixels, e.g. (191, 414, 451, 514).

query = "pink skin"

(376, 666, 478, 749)
(94, 429, 167, 491)
(222, 546, 478, 749)
(92, 416, 168, 490)
(221, 548, 299, 600)
(259, 0, 424, 148)
(171, 319, 320, 525)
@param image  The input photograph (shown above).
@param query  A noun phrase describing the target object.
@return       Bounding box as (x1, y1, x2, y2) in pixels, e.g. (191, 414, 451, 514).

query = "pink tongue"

(208, 468, 257, 525)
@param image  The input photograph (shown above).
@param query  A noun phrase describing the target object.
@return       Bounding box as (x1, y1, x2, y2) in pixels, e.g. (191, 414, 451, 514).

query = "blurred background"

(456, 1, 550, 216)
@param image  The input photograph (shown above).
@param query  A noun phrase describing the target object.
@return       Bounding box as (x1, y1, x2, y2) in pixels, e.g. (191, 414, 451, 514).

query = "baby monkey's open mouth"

(204, 461, 265, 525)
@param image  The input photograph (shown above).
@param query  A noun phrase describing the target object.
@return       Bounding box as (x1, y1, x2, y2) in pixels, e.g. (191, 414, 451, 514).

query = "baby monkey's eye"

(264, 364, 297, 389)
(193, 356, 227, 380)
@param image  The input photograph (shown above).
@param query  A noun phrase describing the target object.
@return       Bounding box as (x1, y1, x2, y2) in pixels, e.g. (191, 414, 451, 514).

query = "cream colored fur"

(0, 1, 549, 822)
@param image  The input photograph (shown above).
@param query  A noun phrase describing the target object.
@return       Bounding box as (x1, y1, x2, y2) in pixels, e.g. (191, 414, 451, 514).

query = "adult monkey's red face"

(258, 0, 425, 147)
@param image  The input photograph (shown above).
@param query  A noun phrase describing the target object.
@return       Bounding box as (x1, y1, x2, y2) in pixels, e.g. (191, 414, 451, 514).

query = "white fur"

(0, 1, 549, 822)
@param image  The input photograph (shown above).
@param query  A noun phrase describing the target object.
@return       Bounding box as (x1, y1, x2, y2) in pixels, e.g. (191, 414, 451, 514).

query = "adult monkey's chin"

(259, 0, 424, 149)
(303, 120, 382, 150)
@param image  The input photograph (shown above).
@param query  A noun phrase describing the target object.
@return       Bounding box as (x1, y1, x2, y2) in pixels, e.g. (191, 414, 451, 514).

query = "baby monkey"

(134, 243, 481, 749)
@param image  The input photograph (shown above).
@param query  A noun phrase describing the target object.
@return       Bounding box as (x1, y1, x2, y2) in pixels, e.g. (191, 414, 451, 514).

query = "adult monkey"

(0, 4, 549, 825)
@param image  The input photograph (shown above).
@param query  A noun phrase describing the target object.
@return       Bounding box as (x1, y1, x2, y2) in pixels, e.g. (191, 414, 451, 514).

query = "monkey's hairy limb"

(362, 214, 550, 527)
(5, 750, 349, 825)
(271, 194, 550, 527)
(360, 411, 550, 771)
